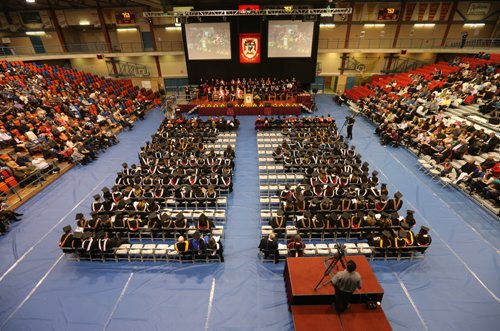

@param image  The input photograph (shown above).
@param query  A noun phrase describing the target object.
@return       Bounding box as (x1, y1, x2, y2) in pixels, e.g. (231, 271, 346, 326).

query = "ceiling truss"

(143, 8, 353, 18)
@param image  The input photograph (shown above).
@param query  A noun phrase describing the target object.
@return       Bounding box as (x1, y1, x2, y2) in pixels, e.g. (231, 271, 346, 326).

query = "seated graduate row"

(60, 226, 224, 262)
(259, 225, 432, 263)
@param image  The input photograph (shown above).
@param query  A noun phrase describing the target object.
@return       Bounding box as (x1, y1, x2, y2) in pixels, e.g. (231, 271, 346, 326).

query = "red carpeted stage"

(292, 304, 392, 331)
(177, 93, 312, 116)
(284, 256, 384, 306)
(285, 256, 391, 330)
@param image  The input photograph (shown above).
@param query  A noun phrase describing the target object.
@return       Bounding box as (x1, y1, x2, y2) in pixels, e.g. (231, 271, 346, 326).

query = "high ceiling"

(2, 0, 348, 11)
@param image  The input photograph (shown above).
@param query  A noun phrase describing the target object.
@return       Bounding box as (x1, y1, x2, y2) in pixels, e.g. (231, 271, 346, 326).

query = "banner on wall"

(239, 33, 260, 64)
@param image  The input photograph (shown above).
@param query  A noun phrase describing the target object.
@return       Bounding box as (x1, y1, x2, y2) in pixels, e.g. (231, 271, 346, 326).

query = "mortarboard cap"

(102, 187, 109, 193)
(82, 232, 92, 239)
(75, 213, 84, 220)
(395, 191, 403, 199)
(96, 231, 105, 239)
(400, 222, 410, 229)
(93, 194, 100, 200)
(176, 212, 185, 221)
(406, 210, 415, 215)
(391, 212, 399, 219)
(122, 163, 128, 168)
(63, 225, 72, 233)
(420, 225, 430, 233)
(73, 232, 83, 239)
(372, 171, 379, 176)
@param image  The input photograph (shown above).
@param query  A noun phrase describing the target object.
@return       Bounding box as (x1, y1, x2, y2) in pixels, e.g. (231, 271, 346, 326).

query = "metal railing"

(318, 37, 500, 50)
(0, 40, 184, 57)
(0, 37, 497, 58)
(1, 161, 68, 210)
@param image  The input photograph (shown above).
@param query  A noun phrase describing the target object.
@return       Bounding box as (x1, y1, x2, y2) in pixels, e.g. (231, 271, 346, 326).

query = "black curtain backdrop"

(182, 15, 319, 85)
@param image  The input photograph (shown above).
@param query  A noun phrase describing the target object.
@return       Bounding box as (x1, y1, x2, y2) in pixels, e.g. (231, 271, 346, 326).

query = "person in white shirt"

(31, 157, 60, 174)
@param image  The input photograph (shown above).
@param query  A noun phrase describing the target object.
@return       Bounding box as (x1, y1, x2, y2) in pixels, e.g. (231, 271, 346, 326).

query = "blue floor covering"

(0, 95, 498, 330)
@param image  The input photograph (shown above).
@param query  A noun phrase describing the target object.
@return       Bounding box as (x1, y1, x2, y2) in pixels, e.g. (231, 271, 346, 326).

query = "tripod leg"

(313, 256, 340, 291)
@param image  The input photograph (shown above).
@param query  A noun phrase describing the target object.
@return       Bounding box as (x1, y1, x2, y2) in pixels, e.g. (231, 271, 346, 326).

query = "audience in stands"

(0, 60, 158, 200)
(346, 55, 499, 208)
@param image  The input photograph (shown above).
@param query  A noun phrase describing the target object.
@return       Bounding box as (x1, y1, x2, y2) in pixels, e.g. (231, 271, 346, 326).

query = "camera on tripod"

(336, 243, 346, 257)
(313, 243, 348, 291)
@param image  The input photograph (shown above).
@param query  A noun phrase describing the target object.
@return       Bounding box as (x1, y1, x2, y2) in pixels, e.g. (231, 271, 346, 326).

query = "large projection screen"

(185, 23, 231, 60)
(268, 20, 314, 58)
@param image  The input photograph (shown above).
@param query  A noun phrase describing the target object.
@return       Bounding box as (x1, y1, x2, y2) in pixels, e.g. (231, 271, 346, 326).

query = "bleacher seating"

(345, 55, 500, 216)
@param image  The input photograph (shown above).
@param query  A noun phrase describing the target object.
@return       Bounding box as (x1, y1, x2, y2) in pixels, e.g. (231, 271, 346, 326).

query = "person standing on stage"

(346, 116, 355, 140)
(331, 260, 362, 313)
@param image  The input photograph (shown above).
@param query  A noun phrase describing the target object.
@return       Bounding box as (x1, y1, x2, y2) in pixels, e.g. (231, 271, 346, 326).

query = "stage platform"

(177, 94, 311, 116)
(284, 256, 384, 306)
(292, 304, 392, 331)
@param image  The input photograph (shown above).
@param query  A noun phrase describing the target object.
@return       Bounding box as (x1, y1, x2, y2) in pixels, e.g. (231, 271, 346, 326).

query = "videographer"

(346, 116, 355, 140)
(330, 260, 362, 313)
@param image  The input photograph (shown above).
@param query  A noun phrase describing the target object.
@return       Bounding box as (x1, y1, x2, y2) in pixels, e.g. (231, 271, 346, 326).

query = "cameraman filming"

(331, 260, 362, 313)
(346, 116, 355, 139)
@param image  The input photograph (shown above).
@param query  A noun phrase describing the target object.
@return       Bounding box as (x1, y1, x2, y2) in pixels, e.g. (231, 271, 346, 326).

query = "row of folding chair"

(218, 132, 237, 137)
(260, 224, 402, 242)
(65, 244, 222, 263)
(259, 196, 281, 209)
(258, 164, 284, 174)
(258, 173, 304, 184)
(164, 197, 227, 210)
(257, 144, 280, 150)
(260, 242, 425, 262)
(417, 155, 463, 188)
(257, 138, 283, 143)
(172, 209, 226, 223)
(94, 208, 226, 223)
(259, 242, 372, 262)
(258, 157, 277, 165)
(257, 132, 282, 137)
(123, 224, 224, 242)
(257, 149, 275, 155)
(203, 143, 236, 150)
